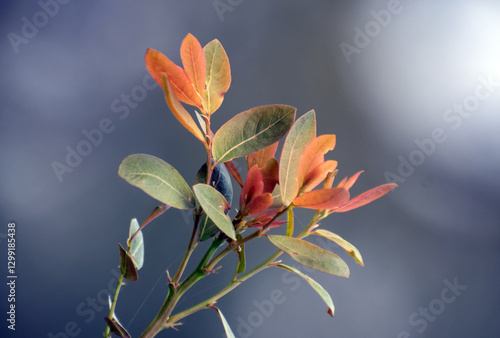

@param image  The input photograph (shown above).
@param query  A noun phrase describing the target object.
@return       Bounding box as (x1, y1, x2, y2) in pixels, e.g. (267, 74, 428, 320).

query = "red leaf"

(145, 48, 202, 108)
(180, 33, 206, 95)
(260, 158, 279, 194)
(293, 188, 350, 210)
(333, 183, 397, 212)
(224, 161, 243, 187)
(245, 193, 274, 216)
(240, 165, 263, 207)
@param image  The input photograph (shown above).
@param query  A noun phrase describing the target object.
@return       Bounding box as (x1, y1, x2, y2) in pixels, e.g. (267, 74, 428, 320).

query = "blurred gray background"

(1, 0, 499, 337)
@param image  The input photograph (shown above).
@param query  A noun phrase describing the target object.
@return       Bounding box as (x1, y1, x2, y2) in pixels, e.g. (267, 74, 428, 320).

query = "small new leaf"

(119, 244, 138, 282)
(128, 218, 144, 270)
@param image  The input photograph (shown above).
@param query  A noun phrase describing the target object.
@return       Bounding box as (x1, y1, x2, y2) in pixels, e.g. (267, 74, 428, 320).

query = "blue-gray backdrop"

(1, 1, 499, 337)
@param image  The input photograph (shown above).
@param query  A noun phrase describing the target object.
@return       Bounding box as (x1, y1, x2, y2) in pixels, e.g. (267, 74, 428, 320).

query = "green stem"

(172, 213, 202, 284)
(139, 236, 225, 337)
(104, 273, 125, 337)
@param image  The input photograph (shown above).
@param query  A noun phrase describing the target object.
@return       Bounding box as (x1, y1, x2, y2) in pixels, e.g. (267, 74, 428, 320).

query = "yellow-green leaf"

(268, 235, 349, 277)
(312, 229, 364, 266)
(193, 184, 236, 240)
(279, 110, 316, 206)
(118, 154, 195, 210)
(213, 105, 296, 164)
(273, 263, 335, 317)
(212, 307, 236, 338)
(203, 39, 231, 114)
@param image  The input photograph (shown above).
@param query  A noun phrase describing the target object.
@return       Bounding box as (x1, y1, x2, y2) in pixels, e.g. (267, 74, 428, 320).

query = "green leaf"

(193, 184, 236, 240)
(286, 208, 294, 236)
(279, 110, 316, 206)
(119, 244, 138, 282)
(194, 162, 233, 241)
(212, 105, 296, 164)
(312, 229, 364, 266)
(212, 307, 236, 338)
(268, 235, 349, 277)
(235, 234, 246, 274)
(118, 154, 195, 210)
(273, 263, 335, 317)
(128, 218, 144, 270)
(203, 39, 231, 114)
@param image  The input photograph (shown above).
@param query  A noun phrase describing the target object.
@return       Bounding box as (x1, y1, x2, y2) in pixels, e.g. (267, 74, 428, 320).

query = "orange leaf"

(247, 142, 279, 169)
(301, 160, 338, 193)
(298, 135, 336, 186)
(223, 161, 243, 188)
(245, 193, 274, 216)
(293, 188, 349, 210)
(333, 183, 397, 212)
(338, 171, 363, 190)
(160, 74, 205, 144)
(181, 34, 206, 95)
(145, 48, 202, 108)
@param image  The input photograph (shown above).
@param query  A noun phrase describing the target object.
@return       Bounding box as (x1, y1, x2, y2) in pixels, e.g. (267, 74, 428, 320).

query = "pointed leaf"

(260, 158, 279, 194)
(244, 193, 273, 216)
(193, 184, 236, 240)
(212, 307, 236, 338)
(236, 234, 246, 274)
(194, 163, 233, 241)
(301, 160, 338, 193)
(342, 171, 363, 190)
(293, 187, 349, 210)
(203, 39, 231, 114)
(224, 160, 243, 187)
(286, 208, 294, 236)
(268, 235, 350, 277)
(181, 33, 206, 94)
(273, 263, 335, 317)
(333, 183, 397, 212)
(312, 229, 364, 266)
(161, 74, 205, 143)
(104, 317, 131, 338)
(119, 244, 138, 282)
(119, 154, 196, 210)
(213, 105, 296, 163)
(128, 218, 144, 270)
(145, 48, 202, 107)
(298, 135, 336, 186)
(247, 141, 279, 169)
(195, 110, 207, 136)
(279, 110, 316, 206)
